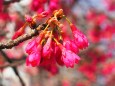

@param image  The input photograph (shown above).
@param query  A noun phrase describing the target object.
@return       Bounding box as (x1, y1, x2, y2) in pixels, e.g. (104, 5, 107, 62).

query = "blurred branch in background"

(3, 0, 21, 5)
(0, 59, 25, 69)
(0, 50, 25, 86)
(0, 0, 115, 86)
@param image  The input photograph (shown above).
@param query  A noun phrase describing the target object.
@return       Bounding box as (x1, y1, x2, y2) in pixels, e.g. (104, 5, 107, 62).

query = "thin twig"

(0, 50, 25, 86)
(0, 60, 25, 69)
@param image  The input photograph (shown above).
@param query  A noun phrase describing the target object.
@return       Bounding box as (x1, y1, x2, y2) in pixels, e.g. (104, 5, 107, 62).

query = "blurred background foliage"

(0, 0, 115, 86)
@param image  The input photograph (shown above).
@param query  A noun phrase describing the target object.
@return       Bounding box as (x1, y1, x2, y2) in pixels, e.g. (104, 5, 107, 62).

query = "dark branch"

(3, 0, 21, 5)
(0, 60, 25, 69)
(0, 50, 25, 86)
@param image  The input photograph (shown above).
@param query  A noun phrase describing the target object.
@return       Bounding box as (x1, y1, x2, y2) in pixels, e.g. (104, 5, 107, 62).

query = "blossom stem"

(57, 27, 63, 41)
(53, 38, 60, 45)
(49, 29, 53, 37)
(20, 22, 27, 31)
(63, 15, 72, 24)
(40, 39, 46, 45)
(43, 24, 49, 32)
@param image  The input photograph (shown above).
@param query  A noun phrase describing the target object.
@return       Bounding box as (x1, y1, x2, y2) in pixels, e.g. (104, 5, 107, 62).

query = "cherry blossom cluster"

(23, 9, 89, 68)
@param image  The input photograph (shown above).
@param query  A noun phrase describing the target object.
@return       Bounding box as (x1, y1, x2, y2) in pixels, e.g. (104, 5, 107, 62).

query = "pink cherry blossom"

(63, 39, 79, 53)
(42, 37, 53, 59)
(26, 52, 41, 67)
(25, 40, 37, 54)
(61, 47, 80, 68)
(70, 24, 89, 49)
(26, 44, 42, 67)
(53, 42, 64, 66)
(24, 9, 89, 68)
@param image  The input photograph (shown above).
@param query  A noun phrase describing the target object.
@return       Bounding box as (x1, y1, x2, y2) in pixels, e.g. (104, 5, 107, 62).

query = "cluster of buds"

(23, 9, 89, 68)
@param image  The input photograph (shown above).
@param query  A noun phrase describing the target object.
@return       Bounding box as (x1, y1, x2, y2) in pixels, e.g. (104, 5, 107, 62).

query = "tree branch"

(0, 24, 45, 49)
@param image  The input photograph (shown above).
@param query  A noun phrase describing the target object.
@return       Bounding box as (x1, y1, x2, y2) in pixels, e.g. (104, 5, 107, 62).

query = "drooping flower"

(59, 44, 80, 68)
(26, 52, 40, 67)
(53, 42, 64, 66)
(70, 24, 89, 49)
(63, 39, 79, 53)
(26, 44, 42, 67)
(25, 32, 44, 54)
(25, 40, 37, 54)
(42, 37, 53, 59)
